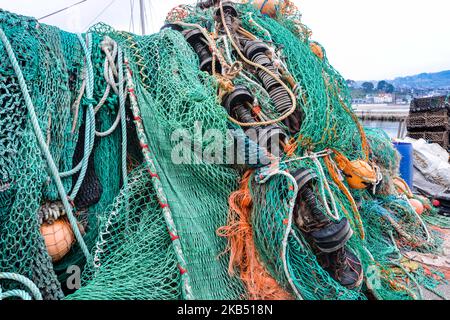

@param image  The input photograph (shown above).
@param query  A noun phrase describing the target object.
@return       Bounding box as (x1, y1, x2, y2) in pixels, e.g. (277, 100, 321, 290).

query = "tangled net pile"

(0, 0, 449, 300)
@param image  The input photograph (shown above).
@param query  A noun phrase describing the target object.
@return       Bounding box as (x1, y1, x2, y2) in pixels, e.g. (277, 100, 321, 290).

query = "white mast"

(139, 0, 146, 35)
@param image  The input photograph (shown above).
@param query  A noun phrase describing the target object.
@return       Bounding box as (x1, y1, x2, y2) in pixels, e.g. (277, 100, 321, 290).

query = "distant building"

(365, 94, 375, 104)
(352, 98, 366, 105)
(395, 98, 410, 105)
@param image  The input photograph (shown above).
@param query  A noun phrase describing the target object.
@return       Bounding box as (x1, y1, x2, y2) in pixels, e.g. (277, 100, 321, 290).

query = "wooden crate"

(407, 109, 449, 131)
(408, 130, 449, 150)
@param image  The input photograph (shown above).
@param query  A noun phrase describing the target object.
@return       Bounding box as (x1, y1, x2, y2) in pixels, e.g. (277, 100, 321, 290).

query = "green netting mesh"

(1, 1, 449, 301)
(66, 165, 181, 300)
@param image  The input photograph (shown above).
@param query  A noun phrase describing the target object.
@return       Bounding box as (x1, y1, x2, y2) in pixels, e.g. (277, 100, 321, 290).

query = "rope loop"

(0, 273, 43, 300)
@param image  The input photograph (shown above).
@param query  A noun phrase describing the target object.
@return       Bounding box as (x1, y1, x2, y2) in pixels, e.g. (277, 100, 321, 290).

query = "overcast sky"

(0, 0, 449, 80)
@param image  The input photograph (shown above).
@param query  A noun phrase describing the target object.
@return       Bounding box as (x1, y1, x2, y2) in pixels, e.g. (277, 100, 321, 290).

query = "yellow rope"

(172, 21, 231, 70)
(322, 74, 370, 161)
(324, 154, 366, 240)
(218, 0, 299, 128)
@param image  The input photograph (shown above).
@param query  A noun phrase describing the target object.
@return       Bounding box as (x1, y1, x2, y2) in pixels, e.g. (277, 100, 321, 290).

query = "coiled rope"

(0, 26, 92, 263)
(61, 36, 126, 180)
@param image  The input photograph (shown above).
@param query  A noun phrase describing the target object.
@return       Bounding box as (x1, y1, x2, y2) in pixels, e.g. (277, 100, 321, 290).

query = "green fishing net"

(66, 165, 181, 300)
(0, 10, 122, 299)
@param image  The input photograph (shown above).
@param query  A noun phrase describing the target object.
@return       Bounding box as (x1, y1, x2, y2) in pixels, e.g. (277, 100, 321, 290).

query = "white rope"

(280, 149, 331, 166)
(258, 169, 304, 300)
(246, 12, 272, 41)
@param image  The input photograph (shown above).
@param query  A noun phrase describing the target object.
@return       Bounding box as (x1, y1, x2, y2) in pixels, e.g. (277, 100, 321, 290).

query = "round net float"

(252, 0, 280, 18)
(310, 41, 324, 60)
(409, 198, 424, 215)
(344, 160, 377, 190)
(393, 177, 413, 197)
(432, 199, 441, 207)
(335, 152, 378, 190)
(414, 195, 432, 211)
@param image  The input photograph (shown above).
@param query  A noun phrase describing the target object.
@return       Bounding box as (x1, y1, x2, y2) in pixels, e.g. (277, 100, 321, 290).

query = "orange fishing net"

(217, 170, 293, 300)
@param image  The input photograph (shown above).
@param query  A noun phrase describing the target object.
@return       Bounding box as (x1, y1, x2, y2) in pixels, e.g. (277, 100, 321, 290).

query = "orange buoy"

(334, 151, 377, 190)
(344, 160, 377, 189)
(40, 218, 75, 262)
(310, 42, 324, 60)
(409, 199, 424, 215)
(252, 0, 280, 18)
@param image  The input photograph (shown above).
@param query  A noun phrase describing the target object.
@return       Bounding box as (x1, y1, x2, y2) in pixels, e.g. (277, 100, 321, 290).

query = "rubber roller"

(222, 85, 288, 158)
(183, 29, 221, 74)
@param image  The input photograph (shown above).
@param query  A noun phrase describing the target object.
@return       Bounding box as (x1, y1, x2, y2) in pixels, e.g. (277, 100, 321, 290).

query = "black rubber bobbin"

(184, 29, 221, 74)
(244, 40, 269, 61)
(252, 53, 280, 91)
(292, 168, 353, 252)
(234, 105, 256, 124)
(254, 125, 288, 157)
(259, 70, 280, 92)
(293, 168, 318, 190)
(292, 168, 329, 227)
(310, 218, 353, 253)
(222, 85, 254, 116)
(252, 52, 272, 66)
(269, 86, 292, 113)
(184, 29, 207, 52)
(214, 1, 238, 22)
(198, 0, 219, 10)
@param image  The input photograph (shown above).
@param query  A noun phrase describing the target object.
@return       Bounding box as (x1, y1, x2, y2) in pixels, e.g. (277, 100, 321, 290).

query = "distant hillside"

(392, 70, 450, 89)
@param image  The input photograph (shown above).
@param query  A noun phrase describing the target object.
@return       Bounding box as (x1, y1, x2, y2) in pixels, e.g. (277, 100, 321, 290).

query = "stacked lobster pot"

(165, 1, 292, 166)
(407, 96, 450, 151)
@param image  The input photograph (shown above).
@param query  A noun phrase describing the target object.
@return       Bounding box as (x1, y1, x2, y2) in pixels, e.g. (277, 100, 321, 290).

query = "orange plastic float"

(252, 0, 280, 18)
(414, 195, 432, 211)
(310, 42, 324, 60)
(334, 151, 377, 190)
(393, 176, 413, 197)
(409, 198, 424, 215)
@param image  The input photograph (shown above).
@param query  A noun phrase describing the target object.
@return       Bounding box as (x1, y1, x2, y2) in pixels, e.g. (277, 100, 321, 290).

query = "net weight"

(220, 304, 273, 316)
